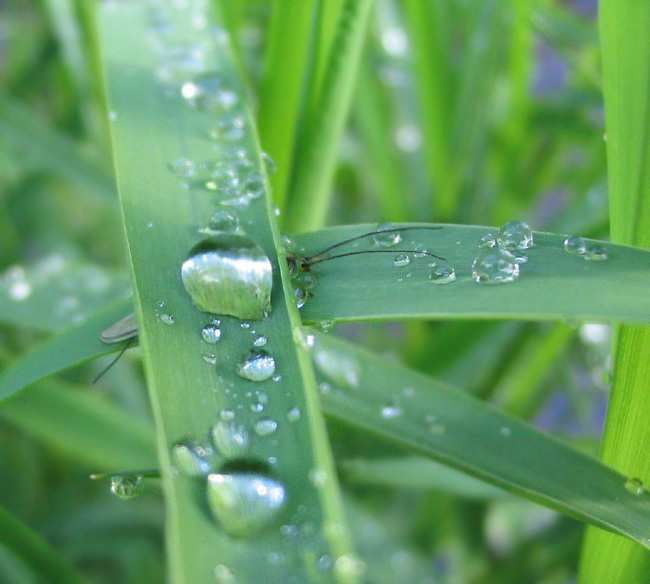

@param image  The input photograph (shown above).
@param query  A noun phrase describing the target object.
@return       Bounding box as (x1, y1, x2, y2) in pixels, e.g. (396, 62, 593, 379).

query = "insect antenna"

(304, 225, 443, 262)
(303, 248, 445, 268)
(93, 337, 135, 384)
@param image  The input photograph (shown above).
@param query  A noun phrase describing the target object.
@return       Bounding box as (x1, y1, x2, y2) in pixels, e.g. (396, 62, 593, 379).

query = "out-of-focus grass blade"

(1, 380, 156, 470)
(0, 98, 116, 202)
(296, 224, 650, 324)
(98, 2, 356, 583)
(342, 457, 506, 499)
(311, 331, 650, 549)
(0, 504, 86, 584)
(579, 2, 650, 583)
(0, 297, 132, 404)
(286, 0, 374, 232)
(0, 258, 129, 332)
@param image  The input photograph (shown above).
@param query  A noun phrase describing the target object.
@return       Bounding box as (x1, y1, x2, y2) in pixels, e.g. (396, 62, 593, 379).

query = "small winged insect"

(98, 226, 444, 378)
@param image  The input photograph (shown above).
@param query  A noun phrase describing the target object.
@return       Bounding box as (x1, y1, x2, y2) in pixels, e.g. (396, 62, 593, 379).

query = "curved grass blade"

(0, 297, 133, 405)
(0, 504, 86, 584)
(97, 2, 356, 582)
(296, 224, 650, 324)
(311, 331, 650, 549)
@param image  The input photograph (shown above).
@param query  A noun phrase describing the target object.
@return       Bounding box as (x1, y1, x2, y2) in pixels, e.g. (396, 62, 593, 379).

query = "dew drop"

(472, 249, 520, 284)
(214, 564, 238, 584)
(564, 236, 587, 254)
(202, 324, 222, 344)
(168, 157, 196, 178)
(625, 477, 646, 496)
(262, 152, 276, 174)
(207, 472, 287, 538)
(206, 210, 239, 233)
(172, 441, 213, 476)
(202, 353, 217, 364)
(582, 244, 608, 261)
(293, 286, 308, 309)
(212, 114, 245, 141)
(159, 313, 175, 325)
(181, 73, 237, 112)
(429, 265, 456, 284)
(393, 254, 410, 267)
(316, 319, 335, 332)
(253, 335, 267, 347)
(220, 409, 235, 421)
(243, 173, 265, 200)
(211, 421, 249, 457)
(254, 418, 278, 437)
(110, 474, 143, 500)
(381, 405, 403, 419)
(286, 406, 302, 422)
(308, 468, 328, 488)
(373, 223, 401, 247)
(297, 272, 317, 290)
(513, 253, 528, 264)
(497, 220, 533, 250)
(479, 233, 497, 248)
(237, 349, 276, 382)
(181, 234, 272, 320)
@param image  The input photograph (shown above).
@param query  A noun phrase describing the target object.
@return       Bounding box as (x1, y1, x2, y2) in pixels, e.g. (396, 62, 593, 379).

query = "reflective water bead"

(202, 353, 217, 364)
(297, 272, 317, 290)
(202, 324, 222, 344)
(168, 157, 196, 178)
(172, 441, 213, 476)
(211, 421, 249, 457)
(207, 472, 287, 537)
(243, 173, 265, 200)
(213, 114, 245, 141)
(472, 249, 520, 284)
(214, 564, 238, 584)
(393, 254, 410, 267)
(110, 475, 143, 500)
(287, 407, 301, 422)
(254, 418, 278, 437)
(479, 233, 497, 248)
(237, 349, 276, 382)
(207, 210, 239, 233)
(429, 265, 456, 284)
(159, 313, 175, 325)
(220, 409, 236, 421)
(181, 234, 272, 320)
(413, 242, 427, 258)
(181, 74, 238, 112)
(513, 253, 528, 264)
(381, 406, 403, 419)
(564, 235, 587, 254)
(293, 286, 308, 309)
(373, 223, 401, 247)
(497, 220, 533, 250)
(253, 335, 267, 347)
(625, 477, 646, 496)
(582, 245, 608, 261)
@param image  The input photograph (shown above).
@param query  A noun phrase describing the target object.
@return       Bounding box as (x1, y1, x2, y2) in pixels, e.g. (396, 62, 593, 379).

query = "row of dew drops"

(105, 2, 365, 580)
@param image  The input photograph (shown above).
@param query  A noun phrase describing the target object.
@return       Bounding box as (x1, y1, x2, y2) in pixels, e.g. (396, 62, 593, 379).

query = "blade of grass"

(286, 0, 374, 232)
(311, 330, 650, 549)
(578, 3, 650, 582)
(296, 224, 650, 324)
(97, 2, 356, 582)
(0, 504, 86, 584)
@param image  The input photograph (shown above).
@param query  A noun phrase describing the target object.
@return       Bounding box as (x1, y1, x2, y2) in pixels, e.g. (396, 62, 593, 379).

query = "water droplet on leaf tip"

(625, 478, 646, 496)
(110, 475, 143, 500)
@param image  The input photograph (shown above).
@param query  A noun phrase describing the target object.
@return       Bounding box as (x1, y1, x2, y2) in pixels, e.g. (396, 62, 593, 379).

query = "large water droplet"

(206, 472, 286, 537)
(625, 477, 646, 495)
(393, 254, 410, 267)
(211, 421, 249, 457)
(237, 349, 276, 381)
(381, 405, 403, 419)
(564, 236, 587, 254)
(373, 223, 401, 247)
(497, 220, 533, 250)
(181, 234, 272, 320)
(172, 441, 213, 476)
(202, 324, 222, 344)
(429, 265, 456, 284)
(110, 475, 143, 500)
(472, 249, 520, 284)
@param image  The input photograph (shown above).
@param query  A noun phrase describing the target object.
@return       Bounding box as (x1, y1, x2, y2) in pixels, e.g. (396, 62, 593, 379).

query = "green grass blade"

(312, 331, 650, 550)
(286, 0, 374, 232)
(0, 297, 131, 404)
(295, 224, 650, 324)
(578, 3, 650, 581)
(97, 2, 356, 582)
(0, 504, 86, 584)
(1, 380, 156, 470)
(258, 0, 315, 206)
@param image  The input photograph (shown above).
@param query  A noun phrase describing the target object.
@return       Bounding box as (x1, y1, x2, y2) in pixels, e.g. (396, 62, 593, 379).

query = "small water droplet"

(108, 111, 117, 121)
(393, 254, 410, 267)
(472, 249, 520, 284)
(262, 152, 276, 174)
(214, 564, 238, 584)
(181, 234, 272, 320)
(564, 236, 588, 254)
(172, 441, 213, 476)
(202, 353, 217, 364)
(497, 220, 533, 250)
(211, 114, 245, 141)
(237, 349, 276, 381)
(181, 73, 237, 112)
(286, 406, 301, 422)
(168, 157, 196, 178)
(625, 478, 646, 496)
(334, 554, 366, 579)
(220, 409, 235, 421)
(205, 210, 239, 233)
(479, 233, 497, 248)
(159, 313, 175, 325)
(308, 468, 328, 488)
(500, 426, 512, 437)
(207, 472, 286, 537)
(582, 244, 608, 261)
(294, 286, 308, 309)
(253, 335, 267, 347)
(429, 265, 456, 284)
(381, 405, 403, 419)
(254, 418, 278, 436)
(202, 324, 222, 344)
(241, 322, 251, 329)
(297, 272, 317, 290)
(373, 223, 401, 247)
(110, 475, 143, 500)
(250, 403, 264, 413)
(513, 253, 528, 264)
(413, 242, 427, 258)
(243, 172, 265, 200)
(316, 319, 335, 332)
(211, 421, 249, 457)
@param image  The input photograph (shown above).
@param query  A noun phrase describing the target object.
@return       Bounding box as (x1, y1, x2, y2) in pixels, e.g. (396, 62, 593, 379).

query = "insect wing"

(100, 312, 139, 343)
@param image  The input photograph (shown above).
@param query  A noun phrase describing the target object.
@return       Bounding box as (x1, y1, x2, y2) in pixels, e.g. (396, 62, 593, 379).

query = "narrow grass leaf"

(98, 2, 356, 582)
(312, 331, 650, 549)
(296, 224, 650, 324)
